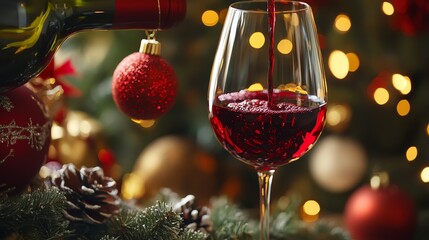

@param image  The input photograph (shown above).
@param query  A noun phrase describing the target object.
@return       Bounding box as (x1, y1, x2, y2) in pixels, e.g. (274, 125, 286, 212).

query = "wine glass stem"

(257, 170, 275, 240)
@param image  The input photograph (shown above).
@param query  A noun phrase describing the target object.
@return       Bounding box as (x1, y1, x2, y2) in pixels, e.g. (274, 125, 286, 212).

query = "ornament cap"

(139, 39, 161, 56)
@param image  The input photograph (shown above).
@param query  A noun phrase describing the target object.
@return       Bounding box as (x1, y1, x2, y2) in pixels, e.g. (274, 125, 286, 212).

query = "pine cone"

(173, 195, 213, 234)
(49, 163, 120, 224)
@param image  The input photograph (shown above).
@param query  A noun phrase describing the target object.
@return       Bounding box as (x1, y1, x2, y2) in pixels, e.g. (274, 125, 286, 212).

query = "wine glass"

(208, 1, 327, 239)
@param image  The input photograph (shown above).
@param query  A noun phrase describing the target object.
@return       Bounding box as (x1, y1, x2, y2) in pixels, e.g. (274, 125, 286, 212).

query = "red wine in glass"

(208, 1, 326, 239)
(210, 90, 326, 171)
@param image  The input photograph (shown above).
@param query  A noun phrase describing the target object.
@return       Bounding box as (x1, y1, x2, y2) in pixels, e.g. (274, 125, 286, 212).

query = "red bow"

(39, 59, 81, 97)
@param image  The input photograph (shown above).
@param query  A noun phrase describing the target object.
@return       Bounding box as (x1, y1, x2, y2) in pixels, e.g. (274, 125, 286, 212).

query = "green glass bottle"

(0, 0, 186, 92)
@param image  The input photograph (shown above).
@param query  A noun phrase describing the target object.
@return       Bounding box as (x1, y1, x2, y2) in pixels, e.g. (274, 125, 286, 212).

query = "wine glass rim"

(229, 0, 310, 13)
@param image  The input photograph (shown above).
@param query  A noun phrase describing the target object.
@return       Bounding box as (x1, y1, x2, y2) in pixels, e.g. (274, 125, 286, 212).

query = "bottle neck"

(55, 0, 185, 35)
(54, 0, 114, 35)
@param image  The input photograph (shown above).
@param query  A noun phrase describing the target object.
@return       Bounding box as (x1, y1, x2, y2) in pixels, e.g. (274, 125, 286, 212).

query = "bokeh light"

(201, 10, 219, 27)
(373, 88, 389, 105)
(327, 106, 343, 126)
(249, 32, 265, 49)
(421, 167, 429, 183)
(370, 172, 389, 189)
(303, 200, 320, 216)
(329, 50, 349, 79)
(326, 104, 351, 131)
(248, 83, 264, 91)
(401, 76, 412, 95)
(301, 200, 320, 222)
(51, 123, 64, 140)
(334, 14, 351, 32)
(284, 13, 300, 26)
(291, 13, 299, 26)
(346, 52, 360, 72)
(219, 8, 228, 24)
(392, 73, 412, 95)
(406, 146, 418, 161)
(392, 73, 407, 90)
(396, 99, 410, 116)
(382, 2, 395, 16)
(277, 83, 307, 94)
(67, 118, 80, 137)
(79, 120, 92, 138)
(121, 173, 144, 200)
(277, 39, 293, 54)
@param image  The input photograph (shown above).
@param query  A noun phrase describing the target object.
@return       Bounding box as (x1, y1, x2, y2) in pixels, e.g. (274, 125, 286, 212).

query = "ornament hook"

(145, 30, 157, 40)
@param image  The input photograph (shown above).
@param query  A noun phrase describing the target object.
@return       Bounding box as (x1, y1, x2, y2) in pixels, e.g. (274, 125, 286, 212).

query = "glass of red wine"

(208, 1, 327, 239)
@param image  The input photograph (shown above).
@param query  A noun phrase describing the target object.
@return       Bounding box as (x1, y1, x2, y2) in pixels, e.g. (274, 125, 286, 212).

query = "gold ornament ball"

(309, 135, 368, 193)
(123, 135, 217, 204)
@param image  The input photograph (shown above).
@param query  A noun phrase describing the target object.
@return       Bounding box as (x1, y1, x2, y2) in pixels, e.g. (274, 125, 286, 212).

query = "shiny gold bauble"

(122, 135, 217, 204)
(309, 135, 368, 193)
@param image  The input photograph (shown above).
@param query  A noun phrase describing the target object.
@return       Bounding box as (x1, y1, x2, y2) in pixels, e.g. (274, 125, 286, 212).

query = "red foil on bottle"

(114, 0, 186, 30)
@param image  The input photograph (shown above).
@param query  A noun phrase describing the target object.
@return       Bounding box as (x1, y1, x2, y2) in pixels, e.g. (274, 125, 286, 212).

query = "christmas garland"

(0, 164, 350, 240)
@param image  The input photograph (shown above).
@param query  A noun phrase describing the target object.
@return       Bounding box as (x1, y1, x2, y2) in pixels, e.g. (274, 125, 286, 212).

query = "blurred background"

(47, 0, 429, 237)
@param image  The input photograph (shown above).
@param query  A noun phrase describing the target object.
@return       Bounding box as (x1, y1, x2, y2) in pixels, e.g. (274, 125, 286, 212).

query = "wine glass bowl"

(208, 1, 326, 239)
(210, 90, 326, 171)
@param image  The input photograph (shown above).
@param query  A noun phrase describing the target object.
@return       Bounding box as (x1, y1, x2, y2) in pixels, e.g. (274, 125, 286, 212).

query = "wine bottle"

(0, 0, 186, 93)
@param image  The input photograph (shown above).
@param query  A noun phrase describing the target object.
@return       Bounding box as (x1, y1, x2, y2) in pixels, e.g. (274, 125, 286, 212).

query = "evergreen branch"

(209, 197, 253, 240)
(0, 187, 350, 240)
(0, 188, 72, 240)
(142, 202, 182, 239)
(105, 201, 182, 239)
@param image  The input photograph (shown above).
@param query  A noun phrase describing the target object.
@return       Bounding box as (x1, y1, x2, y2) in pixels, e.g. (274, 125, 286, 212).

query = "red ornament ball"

(344, 184, 416, 240)
(0, 85, 51, 192)
(112, 52, 178, 120)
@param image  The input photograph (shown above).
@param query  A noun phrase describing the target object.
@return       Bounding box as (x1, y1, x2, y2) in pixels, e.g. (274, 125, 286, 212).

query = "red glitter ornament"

(112, 38, 178, 120)
(0, 85, 51, 192)
(344, 173, 416, 240)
